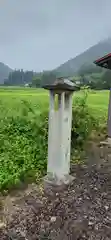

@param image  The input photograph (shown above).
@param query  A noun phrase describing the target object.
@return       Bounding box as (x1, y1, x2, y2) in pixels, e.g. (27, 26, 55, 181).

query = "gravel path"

(0, 143, 111, 239)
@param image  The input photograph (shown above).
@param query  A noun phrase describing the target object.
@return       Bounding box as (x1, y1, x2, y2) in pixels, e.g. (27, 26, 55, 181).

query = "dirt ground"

(0, 142, 111, 240)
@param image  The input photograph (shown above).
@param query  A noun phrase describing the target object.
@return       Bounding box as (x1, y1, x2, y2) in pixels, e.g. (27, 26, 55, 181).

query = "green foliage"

(0, 107, 48, 190)
(32, 75, 42, 88)
(101, 70, 111, 89)
(78, 63, 103, 76)
(41, 71, 56, 86)
(72, 90, 98, 147)
(4, 69, 36, 86)
(75, 63, 111, 90)
(0, 90, 99, 191)
(0, 62, 12, 84)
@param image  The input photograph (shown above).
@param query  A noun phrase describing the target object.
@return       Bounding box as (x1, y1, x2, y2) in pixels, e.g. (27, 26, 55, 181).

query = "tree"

(4, 69, 35, 86)
(78, 63, 103, 76)
(101, 70, 111, 89)
(32, 75, 42, 87)
(41, 71, 56, 86)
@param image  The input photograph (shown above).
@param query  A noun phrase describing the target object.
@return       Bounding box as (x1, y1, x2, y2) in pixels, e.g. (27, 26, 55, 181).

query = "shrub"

(72, 90, 98, 148)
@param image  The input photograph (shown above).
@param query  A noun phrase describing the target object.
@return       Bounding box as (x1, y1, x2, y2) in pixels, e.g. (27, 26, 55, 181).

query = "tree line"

(4, 70, 35, 86)
(4, 69, 57, 87)
(77, 64, 111, 90)
(3, 64, 111, 90)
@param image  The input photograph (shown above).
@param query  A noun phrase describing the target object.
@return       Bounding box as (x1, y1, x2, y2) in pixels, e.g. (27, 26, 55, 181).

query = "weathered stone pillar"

(43, 78, 79, 187)
(101, 89, 111, 145)
(108, 89, 111, 141)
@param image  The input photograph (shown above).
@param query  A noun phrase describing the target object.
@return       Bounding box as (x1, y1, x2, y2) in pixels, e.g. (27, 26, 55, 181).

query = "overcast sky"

(0, 0, 111, 71)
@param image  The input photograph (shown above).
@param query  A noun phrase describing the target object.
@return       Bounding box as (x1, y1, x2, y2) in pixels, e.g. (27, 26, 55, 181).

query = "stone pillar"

(47, 91, 55, 173)
(44, 90, 74, 186)
(43, 78, 79, 188)
(64, 92, 73, 171)
(108, 89, 111, 140)
(100, 89, 111, 146)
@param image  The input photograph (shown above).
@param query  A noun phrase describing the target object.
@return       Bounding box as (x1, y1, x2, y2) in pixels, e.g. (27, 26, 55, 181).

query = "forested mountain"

(55, 38, 111, 77)
(2, 38, 111, 86)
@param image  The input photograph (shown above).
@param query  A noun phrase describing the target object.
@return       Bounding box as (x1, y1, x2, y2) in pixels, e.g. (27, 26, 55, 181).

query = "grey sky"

(0, 0, 111, 71)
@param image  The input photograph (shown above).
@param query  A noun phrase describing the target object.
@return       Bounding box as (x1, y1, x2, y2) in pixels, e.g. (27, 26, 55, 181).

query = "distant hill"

(55, 38, 111, 77)
(0, 62, 12, 84)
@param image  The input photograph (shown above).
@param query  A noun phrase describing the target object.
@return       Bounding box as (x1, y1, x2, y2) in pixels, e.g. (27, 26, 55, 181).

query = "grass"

(0, 88, 109, 117)
(0, 88, 49, 117)
(0, 87, 109, 191)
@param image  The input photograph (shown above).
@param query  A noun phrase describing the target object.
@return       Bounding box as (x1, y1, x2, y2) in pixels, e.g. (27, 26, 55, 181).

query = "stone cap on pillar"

(42, 77, 80, 92)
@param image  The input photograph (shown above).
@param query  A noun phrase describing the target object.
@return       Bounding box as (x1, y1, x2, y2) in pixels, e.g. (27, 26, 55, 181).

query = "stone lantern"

(43, 78, 79, 187)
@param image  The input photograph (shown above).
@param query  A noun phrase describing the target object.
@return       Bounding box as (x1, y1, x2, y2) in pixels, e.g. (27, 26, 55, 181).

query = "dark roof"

(42, 78, 79, 91)
(94, 53, 111, 69)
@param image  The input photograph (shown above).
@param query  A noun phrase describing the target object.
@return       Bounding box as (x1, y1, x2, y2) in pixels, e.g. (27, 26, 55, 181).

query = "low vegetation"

(0, 88, 108, 191)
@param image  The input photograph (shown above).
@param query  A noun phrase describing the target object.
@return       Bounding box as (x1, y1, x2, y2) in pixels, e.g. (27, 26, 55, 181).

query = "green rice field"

(0, 87, 109, 117)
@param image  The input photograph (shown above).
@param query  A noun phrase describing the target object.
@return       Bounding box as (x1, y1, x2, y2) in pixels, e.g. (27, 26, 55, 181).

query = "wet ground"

(0, 142, 111, 239)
